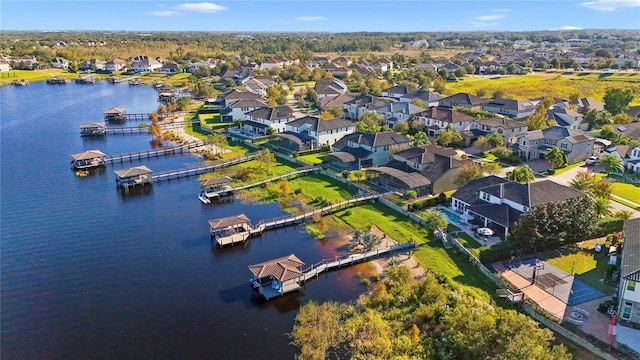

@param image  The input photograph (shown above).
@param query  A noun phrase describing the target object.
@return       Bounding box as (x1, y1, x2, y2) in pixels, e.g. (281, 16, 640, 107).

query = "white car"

(594, 242, 602, 253)
(586, 156, 598, 165)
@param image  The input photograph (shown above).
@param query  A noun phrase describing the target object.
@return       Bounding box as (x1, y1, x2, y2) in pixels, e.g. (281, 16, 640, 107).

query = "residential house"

(569, 97, 605, 112)
(221, 66, 255, 84)
(0, 61, 10, 72)
(51, 57, 70, 70)
(13, 55, 38, 70)
(322, 63, 351, 78)
(439, 92, 491, 110)
(343, 95, 390, 120)
(260, 59, 285, 70)
(332, 56, 352, 66)
(368, 102, 426, 129)
(382, 85, 413, 100)
(187, 58, 219, 73)
(105, 59, 127, 73)
(223, 99, 268, 122)
(513, 126, 595, 163)
(478, 61, 502, 74)
(451, 177, 585, 238)
(278, 116, 355, 150)
(318, 93, 356, 112)
(547, 108, 588, 130)
(464, 117, 528, 145)
(326, 131, 412, 169)
(314, 78, 348, 99)
(414, 107, 477, 137)
(616, 218, 640, 352)
(481, 98, 537, 119)
(160, 62, 180, 74)
(311, 57, 330, 67)
(132, 57, 162, 73)
(243, 105, 296, 135)
(603, 144, 640, 174)
(399, 89, 442, 107)
(242, 75, 275, 96)
(79, 59, 106, 72)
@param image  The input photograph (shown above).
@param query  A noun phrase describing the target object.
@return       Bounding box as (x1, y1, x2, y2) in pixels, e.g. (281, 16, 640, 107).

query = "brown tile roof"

(248, 254, 305, 282)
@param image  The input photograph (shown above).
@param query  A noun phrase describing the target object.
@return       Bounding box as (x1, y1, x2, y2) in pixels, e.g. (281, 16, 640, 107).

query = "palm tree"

(413, 131, 429, 146)
(544, 147, 568, 168)
(614, 210, 633, 220)
(486, 132, 504, 148)
(423, 210, 449, 230)
(569, 177, 592, 192)
(437, 127, 462, 146)
(598, 154, 624, 176)
(593, 197, 613, 218)
(507, 165, 535, 184)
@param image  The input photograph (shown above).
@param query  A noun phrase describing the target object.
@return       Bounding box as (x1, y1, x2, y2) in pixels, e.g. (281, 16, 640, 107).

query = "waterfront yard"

(331, 203, 497, 301)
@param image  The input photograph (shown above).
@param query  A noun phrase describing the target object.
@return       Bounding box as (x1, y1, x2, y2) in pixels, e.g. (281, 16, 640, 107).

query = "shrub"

(593, 217, 624, 238)
(405, 190, 417, 199)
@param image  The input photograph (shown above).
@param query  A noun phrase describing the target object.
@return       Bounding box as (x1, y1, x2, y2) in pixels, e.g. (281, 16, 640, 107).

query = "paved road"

(546, 163, 640, 219)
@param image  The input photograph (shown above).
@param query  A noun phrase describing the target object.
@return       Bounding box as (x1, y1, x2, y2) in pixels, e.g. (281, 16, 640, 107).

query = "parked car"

(594, 242, 602, 253)
(586, 156, 599, 165)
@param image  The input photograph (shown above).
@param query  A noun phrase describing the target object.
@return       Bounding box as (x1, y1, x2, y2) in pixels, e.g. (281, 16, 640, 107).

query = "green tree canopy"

(603, 88, 634, 115)
(598, 154, 624, 176)
(507, 164, 535, 183)
(511, 196, 598, 251)
(356, 112, 385, 133)
(454, 163, 484, 186)
(544, 146, 568, 168)
(437, 127, 462, 146)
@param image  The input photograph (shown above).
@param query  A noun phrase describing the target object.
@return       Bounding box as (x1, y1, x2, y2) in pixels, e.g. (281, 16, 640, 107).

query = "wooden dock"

(104, 140, 207, 163)
(199, 166, 319, 203)
(151, 153, 257, 182)
(252, 242, 416, 300)
(212, 193, 379, 247)
(103, 120, 192, 135)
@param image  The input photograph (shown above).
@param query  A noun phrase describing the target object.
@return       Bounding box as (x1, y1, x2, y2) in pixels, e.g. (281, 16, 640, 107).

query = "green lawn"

(552, 161, 586, 176)
(289, 174, 357, 204)
(540, 241, 615, 294)
(594, 173, 640, 204)
(298, 153, 325, 165)
(332, 203, 496, 301)
(447, 224, 489, 256)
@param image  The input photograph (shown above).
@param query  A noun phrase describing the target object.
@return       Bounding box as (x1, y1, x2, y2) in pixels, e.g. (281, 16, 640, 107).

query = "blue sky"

(2, 1, 639, 32)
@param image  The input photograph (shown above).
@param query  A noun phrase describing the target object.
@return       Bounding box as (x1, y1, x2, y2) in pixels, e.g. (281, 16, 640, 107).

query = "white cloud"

(579, 0, 640, 12)
(491, 8, 510, 13)
(475, 14, 506, 21)
(175, 2, 226, 13)
(296, 16, 326, 21)
(150, 10, 177, 17)
(559, 25, 583, 30)
(471, 21, 499, 28)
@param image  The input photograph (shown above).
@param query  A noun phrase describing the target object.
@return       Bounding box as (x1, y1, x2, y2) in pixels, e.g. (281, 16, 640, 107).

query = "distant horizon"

(2, 1, 639, 32)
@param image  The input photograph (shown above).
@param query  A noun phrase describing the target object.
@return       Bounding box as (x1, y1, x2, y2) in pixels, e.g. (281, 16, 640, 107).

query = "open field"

(445, 72, 640, 105)
(594, 173, 640, 204)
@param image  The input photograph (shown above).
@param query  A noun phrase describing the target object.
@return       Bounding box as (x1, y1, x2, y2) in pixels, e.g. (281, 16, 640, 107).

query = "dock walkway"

(299, 241, 416, 282)
(104, 120, 193, 135)
(199, 166, 319, 203)
(151, 153, 257, 182)
(105, 140, 207, 163)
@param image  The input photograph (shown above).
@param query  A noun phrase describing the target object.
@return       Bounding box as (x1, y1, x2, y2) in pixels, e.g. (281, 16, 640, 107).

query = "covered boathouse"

(208, 214, 253, 246)
(114, 165, 153, 190)
(80, 122, 106, 136)
(198, 176, 234, 204)
(249, 254, 305, 300)
(103, 107, 127, 123)
(70, 150, 106, 169)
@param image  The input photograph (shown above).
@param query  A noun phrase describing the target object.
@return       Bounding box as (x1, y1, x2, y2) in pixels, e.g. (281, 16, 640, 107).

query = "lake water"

(0, 81, 366, 359)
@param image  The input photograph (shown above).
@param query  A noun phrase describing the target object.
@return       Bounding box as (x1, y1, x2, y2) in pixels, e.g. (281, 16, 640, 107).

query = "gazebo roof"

(208, 213, 251, 230)
(103, 107, 126, 115)
(114, 165, 153, 179)
(80, 122, 106, 129)
(71, 150, 106, 160)
(199, 176, 233, 187)
(248, 254, 305, 282)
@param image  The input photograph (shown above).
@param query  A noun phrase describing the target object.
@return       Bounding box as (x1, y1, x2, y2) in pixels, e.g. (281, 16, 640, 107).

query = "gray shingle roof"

(622, 218, 640, 282)
(451, 175, 510, 205)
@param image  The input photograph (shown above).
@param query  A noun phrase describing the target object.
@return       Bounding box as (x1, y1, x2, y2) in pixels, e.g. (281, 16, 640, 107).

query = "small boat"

(75, 169, 89, 177)
(12, 79, 29, 86)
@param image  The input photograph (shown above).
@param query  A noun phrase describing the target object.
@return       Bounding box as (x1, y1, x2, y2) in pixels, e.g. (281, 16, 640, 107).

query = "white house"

(224, 99, 267, 121)
(0, 61, 10, 72)
(284, 116, 355, 148)
(243, 105, 296, 135)
(51, 57, 70, 70)
(616, 218, 640, 354)
(105, 59, 127, 73)
(133, 58, 162, 73)
(414, 107, 476, 137)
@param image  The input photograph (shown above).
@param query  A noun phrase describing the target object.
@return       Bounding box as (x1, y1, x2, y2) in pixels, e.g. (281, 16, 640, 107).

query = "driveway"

(548, 164, 640, 219)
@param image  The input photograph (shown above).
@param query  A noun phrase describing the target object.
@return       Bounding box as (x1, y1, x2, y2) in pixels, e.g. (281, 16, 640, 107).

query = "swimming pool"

(439, 208, 461, 224)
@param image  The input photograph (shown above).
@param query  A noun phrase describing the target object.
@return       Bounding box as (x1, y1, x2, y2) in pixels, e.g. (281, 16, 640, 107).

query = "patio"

(438, 206, 502, 246)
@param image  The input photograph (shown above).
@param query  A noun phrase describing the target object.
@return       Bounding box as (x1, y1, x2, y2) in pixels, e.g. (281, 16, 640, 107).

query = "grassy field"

(445, 73, 640, 105)
(331, 203, 496, 300)
(297, 153, 326, 165)
(540, 240, 615, 294)
(552, 161, 586, 176)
